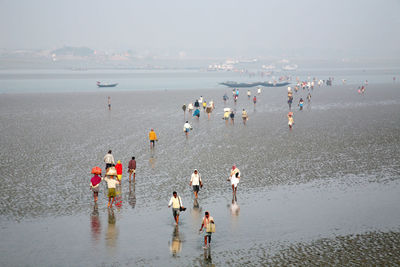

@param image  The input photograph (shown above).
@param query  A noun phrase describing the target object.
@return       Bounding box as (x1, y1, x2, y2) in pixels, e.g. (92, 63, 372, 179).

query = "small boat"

(220, 81, 290, 88)
(97, 81, 118, 88)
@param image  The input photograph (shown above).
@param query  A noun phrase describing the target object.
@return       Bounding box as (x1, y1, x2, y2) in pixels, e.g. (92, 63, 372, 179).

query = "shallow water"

(0, 81, 399, 265)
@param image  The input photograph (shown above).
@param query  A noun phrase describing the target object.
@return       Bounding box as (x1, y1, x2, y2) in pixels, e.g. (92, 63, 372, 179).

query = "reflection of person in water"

(169, 226, 182, 257)
(203, 248, 212, 265)
(115, 184, 122, 210)
(230, 198, 240, 216)
(128, 182, 136, 209)
(106, 208, 118, 251)
(91, 203, 101, 242)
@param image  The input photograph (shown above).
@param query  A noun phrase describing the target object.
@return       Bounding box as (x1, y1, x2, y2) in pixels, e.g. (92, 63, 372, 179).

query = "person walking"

(115, 160, 123, 182)
(241, 109, 248, 125)
(149, 129, 158, 148)
(228, 165, 240, 198)
(107, 96, 111, 111)
(230, 172, 240, 198)
(128, 156, 136, 182)
(168, 191, 185, 225)
(247, 90, 251, 99)
(182, 104, 187, 119)
(287, 112, 294, 130)
(103, 167, 120, 207)
(206, 104, 213, 120)
(103, 150, 115, 171)
(90, 172, 102, 202)
(253, 96, 257, 107)
(183, 121, 192, 137)
(298, 98, 304, 111)
(188, 103, 194, 114)
(189, 169, 203, 199)
(229, 110, 235, 125)
(199, 211, 215, 249)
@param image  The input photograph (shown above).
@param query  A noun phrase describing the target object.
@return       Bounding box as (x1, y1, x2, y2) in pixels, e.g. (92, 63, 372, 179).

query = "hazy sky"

(1, 0, 399, 58)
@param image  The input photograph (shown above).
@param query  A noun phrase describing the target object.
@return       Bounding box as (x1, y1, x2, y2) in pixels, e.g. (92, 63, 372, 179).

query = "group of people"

(90, 147, 242, 249)
(90, 150, 137, 207)
(167, 165, 240, 248)
(183, 96, 215, 120)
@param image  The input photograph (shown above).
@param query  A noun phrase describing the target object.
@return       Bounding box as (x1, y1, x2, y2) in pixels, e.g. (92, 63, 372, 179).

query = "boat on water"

(220, 81, 290, 88)
(96, 81, 118, 88)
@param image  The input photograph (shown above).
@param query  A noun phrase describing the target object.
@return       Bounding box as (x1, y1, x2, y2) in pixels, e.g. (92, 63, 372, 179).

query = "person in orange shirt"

(115, 160, 123, 181)
(149, 129, 158, 148)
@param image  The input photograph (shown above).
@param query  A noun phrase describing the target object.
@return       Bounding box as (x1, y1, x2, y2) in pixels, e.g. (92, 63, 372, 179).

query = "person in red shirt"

(115, 160, 123, 182)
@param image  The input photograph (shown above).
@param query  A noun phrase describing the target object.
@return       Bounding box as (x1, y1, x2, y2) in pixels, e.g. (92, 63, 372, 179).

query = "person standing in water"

(241, 109, 248, 125)
(188, 102, 194, 114)
(288, 96, 293, 110)
(230, 172, 240, 198)
(298, 98, 304, 110)
(128, 156, 136, 182)
(149, 129, 158, 148)
(223, 109, 230, 125)
(103, 167, 120, 207)
(194, 99, 200, 109)
(115, 160, 123, 182)
(107, 96, 111, 110)
(307, 93, 312, 103)
(247, 90, 251, 99)
(223, 93, 228, 104)
(257, 87, 261, 95)
(202, 101, 207, 111)
(229, 110, 235, 125)
(189, 169, 203, 199)
(168, 191, 185, 225)
(183, 121, 192, 137)
(253, 96, 257, 107)
(199, 211, 215, 249)
(103, 150, 115, 171)
(193, 108, 200, 119)
(90, 171, 102, 202)
(287, 112, 294, 130)
(182, 104, 187, 118)
(228, 165, 240, 198)
(206, 104, 213, 120)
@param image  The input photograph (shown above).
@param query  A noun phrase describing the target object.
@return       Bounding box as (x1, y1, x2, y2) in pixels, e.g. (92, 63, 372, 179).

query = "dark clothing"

(105, 163, 113, 170)
(230, 112, 235, 119)
(128, 159, 136, 170)
(194, 100, 200, 107)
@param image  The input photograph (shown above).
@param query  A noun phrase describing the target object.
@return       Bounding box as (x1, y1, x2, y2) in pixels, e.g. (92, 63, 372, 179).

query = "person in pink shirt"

(90, 173, 102, 202)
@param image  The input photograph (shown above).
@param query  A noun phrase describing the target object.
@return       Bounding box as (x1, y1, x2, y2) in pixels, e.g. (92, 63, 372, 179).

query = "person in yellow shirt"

(199, 211, 215, 248)
(149, 128, 158, 148)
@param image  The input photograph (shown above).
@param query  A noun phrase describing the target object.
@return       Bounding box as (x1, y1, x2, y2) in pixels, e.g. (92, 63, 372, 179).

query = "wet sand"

(0, 82, 399, 266)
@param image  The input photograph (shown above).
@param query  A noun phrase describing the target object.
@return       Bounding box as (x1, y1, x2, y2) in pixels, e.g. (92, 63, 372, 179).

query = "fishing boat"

(96, 81, 118, 88)
(220, 81, 290, 88)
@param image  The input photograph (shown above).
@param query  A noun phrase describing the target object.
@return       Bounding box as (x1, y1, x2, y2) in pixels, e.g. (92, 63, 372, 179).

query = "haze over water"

(1, 0, 400, 266)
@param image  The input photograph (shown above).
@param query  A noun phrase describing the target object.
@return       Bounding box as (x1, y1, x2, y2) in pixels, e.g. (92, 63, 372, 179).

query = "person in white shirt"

(183, 121, 192, 137)
(103, 150, 115, 170)
(229, 165, 241, 198)
(168, 191, 185, 225)
(189, 169, 203, 199)
(102, 167, 120, 207)
(188, 103, 194, 114)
